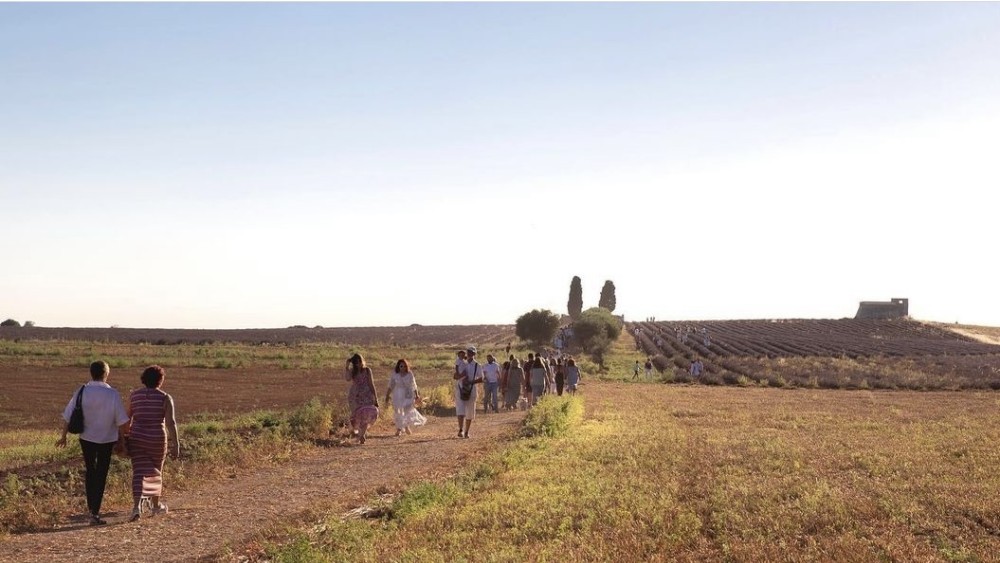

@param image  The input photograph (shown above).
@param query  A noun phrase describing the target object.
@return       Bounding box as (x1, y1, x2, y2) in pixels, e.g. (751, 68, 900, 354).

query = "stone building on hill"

(856, 297, 909, 320)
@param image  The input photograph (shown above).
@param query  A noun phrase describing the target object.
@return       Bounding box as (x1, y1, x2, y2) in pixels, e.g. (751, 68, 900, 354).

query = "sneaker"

(90, 513, 107, 526)
(458, 430, 464, 438)
(152, 503, 168, 516)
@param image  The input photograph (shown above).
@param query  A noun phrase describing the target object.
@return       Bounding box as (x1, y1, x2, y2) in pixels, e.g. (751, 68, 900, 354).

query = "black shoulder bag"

(67, 385, 85, 434)
(459, 362, 478, 401)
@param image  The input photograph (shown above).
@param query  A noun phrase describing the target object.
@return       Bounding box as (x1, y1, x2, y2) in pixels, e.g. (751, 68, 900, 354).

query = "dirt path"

(0, 410, 526, 562)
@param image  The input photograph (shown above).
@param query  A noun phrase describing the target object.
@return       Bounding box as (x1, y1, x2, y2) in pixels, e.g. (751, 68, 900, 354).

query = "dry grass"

(269, 384, 1000, 562)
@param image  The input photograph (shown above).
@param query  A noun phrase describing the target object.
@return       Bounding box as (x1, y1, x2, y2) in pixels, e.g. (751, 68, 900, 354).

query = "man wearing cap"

(454, 346, 483, 438)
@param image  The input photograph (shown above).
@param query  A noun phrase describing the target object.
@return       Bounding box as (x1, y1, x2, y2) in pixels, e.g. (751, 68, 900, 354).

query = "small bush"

(521, 395, 584, 438)
(287, 398, 332, 440)
(421, 384, 454, 416)
(700, 374, 723, 386)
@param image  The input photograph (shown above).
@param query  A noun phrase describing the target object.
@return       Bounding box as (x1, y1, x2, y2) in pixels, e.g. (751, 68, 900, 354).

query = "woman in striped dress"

(127, 365, 180, 522)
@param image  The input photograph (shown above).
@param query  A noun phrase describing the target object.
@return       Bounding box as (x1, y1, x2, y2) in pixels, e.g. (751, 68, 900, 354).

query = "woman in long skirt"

(346, 353, 379, 444)
(504, 358, 524, 410)
(385, 359, 426, 436)
(127, 365, 180, 522)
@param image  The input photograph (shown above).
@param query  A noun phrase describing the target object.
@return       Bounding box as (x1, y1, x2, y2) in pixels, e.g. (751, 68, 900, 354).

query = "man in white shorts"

(454, 347, 483, 438)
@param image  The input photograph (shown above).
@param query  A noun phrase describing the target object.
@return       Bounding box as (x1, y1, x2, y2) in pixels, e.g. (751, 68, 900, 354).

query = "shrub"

(515, 309, 561, 348)
(767, 375, 789, 388)
(521, 395, 584, 437)
(700, 374, 723, 386)
(287, 398, 332, 440)
(0, 319, 20, 327)
(421, 384, 454, 416)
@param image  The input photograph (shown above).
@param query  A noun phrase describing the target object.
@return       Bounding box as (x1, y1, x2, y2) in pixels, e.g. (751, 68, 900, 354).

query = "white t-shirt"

(482, 362, 501, 384)
(62, 381, 130, 444)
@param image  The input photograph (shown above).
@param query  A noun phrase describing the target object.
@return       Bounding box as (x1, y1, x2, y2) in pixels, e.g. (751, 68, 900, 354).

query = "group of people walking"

(452, 346, 582, 438)
(57, 361, 180, 525)
(59, 345, 581, 523)
(341, 346, 583, 444)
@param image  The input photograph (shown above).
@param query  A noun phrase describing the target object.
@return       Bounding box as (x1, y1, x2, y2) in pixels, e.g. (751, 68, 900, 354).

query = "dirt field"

(0, 365, 457, 431)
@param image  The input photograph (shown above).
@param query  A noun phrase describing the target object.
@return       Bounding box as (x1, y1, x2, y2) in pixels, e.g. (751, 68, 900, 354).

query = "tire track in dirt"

(0, 411, 526, 562)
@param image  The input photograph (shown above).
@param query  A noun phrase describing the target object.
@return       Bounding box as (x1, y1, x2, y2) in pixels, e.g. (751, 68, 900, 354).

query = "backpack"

(459, 362, 478, 401)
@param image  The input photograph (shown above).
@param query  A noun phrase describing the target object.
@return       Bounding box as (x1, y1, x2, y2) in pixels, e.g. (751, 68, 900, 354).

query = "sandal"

(152, 502, 168, 516)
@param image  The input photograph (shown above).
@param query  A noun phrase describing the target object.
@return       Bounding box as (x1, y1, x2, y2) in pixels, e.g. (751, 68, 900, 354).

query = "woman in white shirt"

(384, 359, 426, 436)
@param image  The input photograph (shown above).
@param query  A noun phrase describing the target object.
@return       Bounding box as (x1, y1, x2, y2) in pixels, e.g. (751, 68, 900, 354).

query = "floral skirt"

(352, 405, 379, 429)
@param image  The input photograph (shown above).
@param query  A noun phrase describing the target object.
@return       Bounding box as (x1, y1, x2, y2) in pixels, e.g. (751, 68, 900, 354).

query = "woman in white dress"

(385, 359, 426, 436)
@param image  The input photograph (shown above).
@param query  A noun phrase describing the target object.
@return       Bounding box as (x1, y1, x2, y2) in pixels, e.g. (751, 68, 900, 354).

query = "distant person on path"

(504, 358, 524, 410)
(505, 341, 511, 356)
(454, 349, 468, 434)
(385, 359, 426, 436)
(702, 328, 711, 348)
(529, 355, 548, 406)
(546, 356, 557, 395)
(56, 361, 130, 526)
(455, 347, 483, 438)
(644, 358, 654, 380)
(689, 359, 704, 378)
(555, 357, 566, 395)
(633, 360, 641, 380)
(482, 354, 502, 414)
(565, 358, 581, 394)
(345, 354, 379, 444)
(126, 365, 180, 522)
(500, 354, 514, 394)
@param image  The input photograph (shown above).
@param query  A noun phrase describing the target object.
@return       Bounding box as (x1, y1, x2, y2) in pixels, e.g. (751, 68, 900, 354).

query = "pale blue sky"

(2, 3, 999, 328)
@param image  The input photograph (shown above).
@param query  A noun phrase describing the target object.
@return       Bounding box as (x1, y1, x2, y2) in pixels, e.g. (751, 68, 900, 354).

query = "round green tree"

(573, 307, 623, 368)
(515, 309, 561, 349)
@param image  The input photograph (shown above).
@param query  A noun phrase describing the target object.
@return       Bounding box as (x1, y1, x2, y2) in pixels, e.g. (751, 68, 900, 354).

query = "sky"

(1, 2, 999, 329)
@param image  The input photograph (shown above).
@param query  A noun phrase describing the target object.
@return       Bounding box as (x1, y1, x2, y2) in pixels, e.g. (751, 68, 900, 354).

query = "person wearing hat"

(454, 346, 483, 438)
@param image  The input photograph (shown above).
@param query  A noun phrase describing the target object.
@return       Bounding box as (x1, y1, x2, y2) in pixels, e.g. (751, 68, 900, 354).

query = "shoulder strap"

(75, 385, 85, 409)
